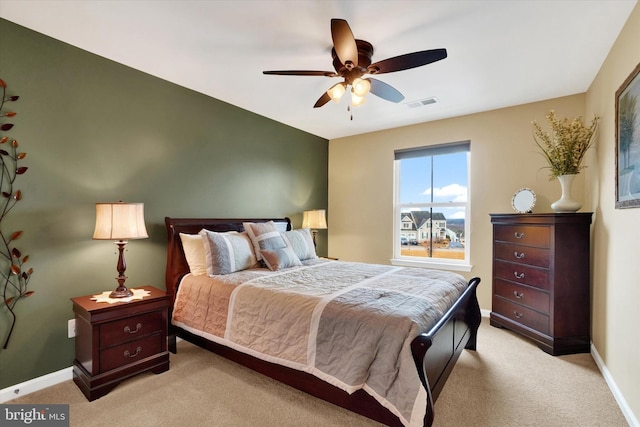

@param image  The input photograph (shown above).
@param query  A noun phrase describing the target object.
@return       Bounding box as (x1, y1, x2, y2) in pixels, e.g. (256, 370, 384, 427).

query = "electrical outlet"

(67, 319, 76, 338)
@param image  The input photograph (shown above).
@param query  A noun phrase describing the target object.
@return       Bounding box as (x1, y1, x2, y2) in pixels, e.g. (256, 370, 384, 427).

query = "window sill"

(390, 258, 473, 272)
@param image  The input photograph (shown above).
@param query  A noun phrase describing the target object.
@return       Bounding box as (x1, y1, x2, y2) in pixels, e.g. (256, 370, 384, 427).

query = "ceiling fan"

(263, 19, 447, 108)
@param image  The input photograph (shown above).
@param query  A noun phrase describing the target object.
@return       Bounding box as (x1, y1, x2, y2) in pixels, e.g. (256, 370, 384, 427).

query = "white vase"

(551, 174, 582, 213)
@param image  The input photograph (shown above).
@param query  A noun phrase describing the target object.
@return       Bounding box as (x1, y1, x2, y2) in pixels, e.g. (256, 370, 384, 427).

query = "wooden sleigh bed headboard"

(164, 217, 291, 302)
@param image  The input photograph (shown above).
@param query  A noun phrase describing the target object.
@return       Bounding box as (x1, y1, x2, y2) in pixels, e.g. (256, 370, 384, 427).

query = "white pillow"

(179, 233, 207, 276)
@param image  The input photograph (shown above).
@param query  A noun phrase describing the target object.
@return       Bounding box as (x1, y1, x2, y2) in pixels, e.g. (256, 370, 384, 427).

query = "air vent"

(406, 97, 437, 109)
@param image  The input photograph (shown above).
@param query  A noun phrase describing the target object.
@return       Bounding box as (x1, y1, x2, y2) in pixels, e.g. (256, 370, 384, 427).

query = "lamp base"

(109, 287, 133, 298)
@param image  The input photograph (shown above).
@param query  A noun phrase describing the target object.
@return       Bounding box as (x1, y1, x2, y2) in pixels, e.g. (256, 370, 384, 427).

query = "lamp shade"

(302, 209, 327, 229)
(93, 202, 148, 240)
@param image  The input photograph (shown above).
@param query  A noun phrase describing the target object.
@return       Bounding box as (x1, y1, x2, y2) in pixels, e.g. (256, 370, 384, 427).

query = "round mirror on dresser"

(511, 188, 536, 213)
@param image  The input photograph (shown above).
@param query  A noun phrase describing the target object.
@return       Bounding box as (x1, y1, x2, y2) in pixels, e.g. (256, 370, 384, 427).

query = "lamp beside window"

(302, 209, 327, 247)
(93, 202, 148, 298)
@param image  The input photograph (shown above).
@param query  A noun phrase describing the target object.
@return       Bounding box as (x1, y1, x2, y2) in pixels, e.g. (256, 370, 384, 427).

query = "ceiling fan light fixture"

(351, 91, 366, 106)
(327, 82, 347, 102)
(352, 78, 371, 97)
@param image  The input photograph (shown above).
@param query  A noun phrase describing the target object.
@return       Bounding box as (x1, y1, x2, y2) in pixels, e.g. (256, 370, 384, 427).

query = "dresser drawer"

(100, 311, 163, 347)
(494, 279, 550, 313)
(493, 297, 549, 335)
(494, 242, 550, 268)
(494, 260, 550, 290)
(494, 225, 550, 248)
(100, 333, 163, 372)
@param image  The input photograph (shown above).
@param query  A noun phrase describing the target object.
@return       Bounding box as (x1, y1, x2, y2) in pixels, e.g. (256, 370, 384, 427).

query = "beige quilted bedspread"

(172, 259, 468, 427)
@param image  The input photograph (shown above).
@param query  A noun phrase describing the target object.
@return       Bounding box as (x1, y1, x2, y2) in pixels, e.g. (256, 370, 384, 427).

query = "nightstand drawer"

(493, 297, 549, 335)
(494, 243, 550, 268)
(494, 225, 550, 247)
(494, 279, 550, 313)
(494, 260, 550, 290)
(100, 333, 163, 372)
(100, 311, 163, 347)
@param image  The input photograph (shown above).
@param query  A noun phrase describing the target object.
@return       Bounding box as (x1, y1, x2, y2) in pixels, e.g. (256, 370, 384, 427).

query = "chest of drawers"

(71, 285, 170, 400)
(489, 213, 592, 355)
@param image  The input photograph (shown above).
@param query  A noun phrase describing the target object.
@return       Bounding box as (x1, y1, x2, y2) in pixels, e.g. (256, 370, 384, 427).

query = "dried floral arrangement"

(533, 110, 599, 180)
(0, 78, 33, 349)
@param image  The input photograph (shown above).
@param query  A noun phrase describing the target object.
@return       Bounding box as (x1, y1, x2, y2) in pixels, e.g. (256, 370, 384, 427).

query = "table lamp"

(93, 202, 148, 298)
(302, 209, 327, 247)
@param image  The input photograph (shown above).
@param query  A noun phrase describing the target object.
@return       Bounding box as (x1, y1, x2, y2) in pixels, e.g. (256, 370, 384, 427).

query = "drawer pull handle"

(513, 311, 524, 319)
(124, 346, 142, 358)
(514, 271, 525, 279)
(514, 291, 524, 299)
(124, 323, 142, 334)
(514, 231, 525, 239)
(514, 251, 525, 259)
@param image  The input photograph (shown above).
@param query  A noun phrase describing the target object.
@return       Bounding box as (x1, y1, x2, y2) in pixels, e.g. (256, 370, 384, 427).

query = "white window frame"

(391, 141, 472, 272)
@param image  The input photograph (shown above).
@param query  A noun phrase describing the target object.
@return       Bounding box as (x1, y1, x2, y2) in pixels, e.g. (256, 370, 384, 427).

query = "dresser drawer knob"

(124, 346, 142, 358)
(124, 323, 142, 334)
(514, 232, 525, 239)
(513, 291, 524, 299)
(514, 251, 525, 259)
(513, 311, 524, 319)
(514, 271, 525, 279)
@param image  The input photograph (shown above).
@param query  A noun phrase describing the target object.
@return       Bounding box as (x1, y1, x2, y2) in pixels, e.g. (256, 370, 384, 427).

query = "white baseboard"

(0, 367, 73, 403)
(591, 343, 639, 427)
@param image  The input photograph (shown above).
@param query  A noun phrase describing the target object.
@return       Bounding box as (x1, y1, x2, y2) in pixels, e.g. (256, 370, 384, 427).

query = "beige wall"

(587, 2, 640, 421)
(329, 94, 585, 311)
(329, 3, 640, 423)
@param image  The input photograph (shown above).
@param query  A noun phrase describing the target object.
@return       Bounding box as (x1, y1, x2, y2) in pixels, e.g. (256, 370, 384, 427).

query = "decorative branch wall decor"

(0, 78, 33, 349)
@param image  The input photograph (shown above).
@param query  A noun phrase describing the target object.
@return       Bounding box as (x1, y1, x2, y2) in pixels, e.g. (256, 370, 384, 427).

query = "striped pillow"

(260, 247, 302, 271)
(199, 229, 258, 275)
(243, 221, 288, 262)
(282, 228, 317, 260)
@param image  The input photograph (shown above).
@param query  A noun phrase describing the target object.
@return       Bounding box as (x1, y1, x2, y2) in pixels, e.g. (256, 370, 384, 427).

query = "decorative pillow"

(260, 247, 302, 271)
(199, 229, 258, 275)
(179, 233, 207, 276)
(282, 228, 317, 261)
(243, 221, 288, 261)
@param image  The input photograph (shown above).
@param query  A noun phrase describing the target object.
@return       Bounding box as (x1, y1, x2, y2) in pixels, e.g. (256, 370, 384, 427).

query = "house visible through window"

(392, 141, 471, 271)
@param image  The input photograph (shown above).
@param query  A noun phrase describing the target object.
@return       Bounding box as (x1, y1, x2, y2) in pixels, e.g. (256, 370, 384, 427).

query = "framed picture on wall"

(615, 62, 640, 209)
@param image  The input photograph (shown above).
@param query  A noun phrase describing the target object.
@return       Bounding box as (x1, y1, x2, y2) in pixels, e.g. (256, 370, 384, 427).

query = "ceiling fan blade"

(313, 91, 331, 108)
(263, 70, 337, 77)
(368, 78, 405, 103)
(331, 19, 358, 68)
(368, 48, 447, 74)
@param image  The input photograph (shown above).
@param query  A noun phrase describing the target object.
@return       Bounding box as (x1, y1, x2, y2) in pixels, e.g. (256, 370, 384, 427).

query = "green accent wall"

(0, 18, 328, 388)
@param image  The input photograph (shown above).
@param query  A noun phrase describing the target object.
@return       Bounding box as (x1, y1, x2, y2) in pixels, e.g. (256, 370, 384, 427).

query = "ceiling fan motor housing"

(332, 40, 374, 84)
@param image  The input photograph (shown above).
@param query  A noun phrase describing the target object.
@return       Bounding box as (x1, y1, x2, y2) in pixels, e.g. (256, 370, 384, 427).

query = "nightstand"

(71, 285, 170, 401)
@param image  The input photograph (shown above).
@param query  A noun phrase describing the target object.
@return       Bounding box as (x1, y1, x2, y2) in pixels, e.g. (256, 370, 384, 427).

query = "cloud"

(449, 211, 466, 219)
(422, 184, 467, 202)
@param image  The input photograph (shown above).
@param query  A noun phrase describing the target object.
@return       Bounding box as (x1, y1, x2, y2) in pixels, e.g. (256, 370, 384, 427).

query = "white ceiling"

(0, 0, 637, 140)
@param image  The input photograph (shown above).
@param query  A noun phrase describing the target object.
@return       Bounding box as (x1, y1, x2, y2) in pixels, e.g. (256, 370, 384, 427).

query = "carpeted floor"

(7, 321, 629, 426)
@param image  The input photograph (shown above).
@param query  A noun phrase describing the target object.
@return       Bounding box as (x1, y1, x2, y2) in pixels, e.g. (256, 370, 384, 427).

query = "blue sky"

(399, 152, 468, 219)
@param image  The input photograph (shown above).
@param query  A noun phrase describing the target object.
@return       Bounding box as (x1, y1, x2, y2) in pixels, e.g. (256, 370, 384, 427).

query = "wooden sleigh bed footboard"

(164, 217, 481, 427)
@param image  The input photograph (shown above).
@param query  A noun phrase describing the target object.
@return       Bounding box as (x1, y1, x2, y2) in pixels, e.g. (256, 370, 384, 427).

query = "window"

(392, 141, 471, 271)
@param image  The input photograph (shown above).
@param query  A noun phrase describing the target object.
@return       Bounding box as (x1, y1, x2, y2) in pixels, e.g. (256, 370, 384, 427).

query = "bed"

(164, 217, 481, 427)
